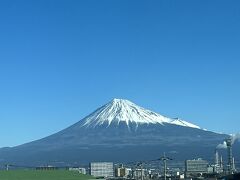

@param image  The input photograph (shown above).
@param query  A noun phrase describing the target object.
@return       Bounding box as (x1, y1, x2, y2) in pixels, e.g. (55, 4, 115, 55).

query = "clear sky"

(0, 0, 240, 147)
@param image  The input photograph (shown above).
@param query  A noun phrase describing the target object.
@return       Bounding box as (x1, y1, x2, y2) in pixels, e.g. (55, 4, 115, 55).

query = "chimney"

(214, 149, 219, 165)
(226, 138, 233, 174)
(220, 155, 223, 168)
(232, 157, 235, 172)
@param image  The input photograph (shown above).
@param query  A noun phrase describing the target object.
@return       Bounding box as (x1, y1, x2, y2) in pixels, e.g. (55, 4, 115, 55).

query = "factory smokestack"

(214, 149, 219, 165)
(220, 155, 223, 168)
(226, 138, 233, 174)
(232, 157, 235, 172)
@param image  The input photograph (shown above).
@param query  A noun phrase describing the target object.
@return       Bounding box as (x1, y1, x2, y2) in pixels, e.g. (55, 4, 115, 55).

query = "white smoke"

(231, 133, 240, 145)
(216, 133, 240, 149)
(217, 141, 227, 149)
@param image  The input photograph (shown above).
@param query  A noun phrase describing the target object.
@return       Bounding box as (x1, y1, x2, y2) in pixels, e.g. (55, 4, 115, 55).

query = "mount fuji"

(0, 99, 236, 166)
(81, 99, 200, 129)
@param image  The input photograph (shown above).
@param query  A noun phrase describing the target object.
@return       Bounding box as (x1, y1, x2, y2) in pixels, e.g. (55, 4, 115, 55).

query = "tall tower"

(226, 138, 233, 174)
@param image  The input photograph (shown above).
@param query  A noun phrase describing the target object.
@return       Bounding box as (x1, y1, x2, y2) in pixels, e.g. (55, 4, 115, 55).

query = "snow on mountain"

(81, 98, 201, 129)
(169, 118, 201, 129)
(82, 98, 171, 127)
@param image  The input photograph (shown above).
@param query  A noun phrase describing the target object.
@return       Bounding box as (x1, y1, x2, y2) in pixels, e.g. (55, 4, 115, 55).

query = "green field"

(0, 170, 94, 180)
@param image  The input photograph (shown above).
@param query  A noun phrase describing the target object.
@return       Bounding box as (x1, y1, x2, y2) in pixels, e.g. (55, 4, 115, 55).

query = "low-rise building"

(90, 162, 114, 177)
(116, 167, 128, 177)
(185, 158, 208, 177)
(69, 167, 86, 174)
(36, 166, 58, 170)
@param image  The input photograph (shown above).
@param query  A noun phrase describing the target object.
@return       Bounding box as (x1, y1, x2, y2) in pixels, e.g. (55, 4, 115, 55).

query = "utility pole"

(159, 153, 172, 180)
(137, 162, 144, 180)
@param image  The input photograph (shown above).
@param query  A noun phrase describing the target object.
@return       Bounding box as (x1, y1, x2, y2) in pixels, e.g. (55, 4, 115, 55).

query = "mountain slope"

(0, 99, 234, 166)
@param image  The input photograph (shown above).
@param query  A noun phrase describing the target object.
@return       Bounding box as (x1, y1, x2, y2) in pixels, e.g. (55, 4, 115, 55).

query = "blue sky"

(0, 0, 240, 147)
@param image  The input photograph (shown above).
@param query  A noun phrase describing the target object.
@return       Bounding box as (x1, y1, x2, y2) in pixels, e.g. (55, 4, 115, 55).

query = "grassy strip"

(0, 170, 94, 180)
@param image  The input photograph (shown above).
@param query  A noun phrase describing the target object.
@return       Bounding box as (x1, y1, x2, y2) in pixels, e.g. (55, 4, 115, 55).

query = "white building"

(69, 167, 86, 174)
(134, 168, 146, 179)
(90, 162, 114, 177)
(185, 158, 208, 176)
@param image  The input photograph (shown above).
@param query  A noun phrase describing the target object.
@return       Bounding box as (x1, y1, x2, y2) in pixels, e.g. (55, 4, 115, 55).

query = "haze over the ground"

(0, 0, 240, 147)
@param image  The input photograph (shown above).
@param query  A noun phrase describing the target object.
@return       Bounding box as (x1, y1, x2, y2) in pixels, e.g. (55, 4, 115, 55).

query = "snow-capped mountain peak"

(81, 98, 200, 129)
(82, 98, 171, 127)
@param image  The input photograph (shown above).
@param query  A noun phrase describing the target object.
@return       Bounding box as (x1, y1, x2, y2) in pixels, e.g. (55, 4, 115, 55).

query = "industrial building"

(90, 162, 114, 177)
(212, 149, 224, 174)
(185, 158, 208, 177)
